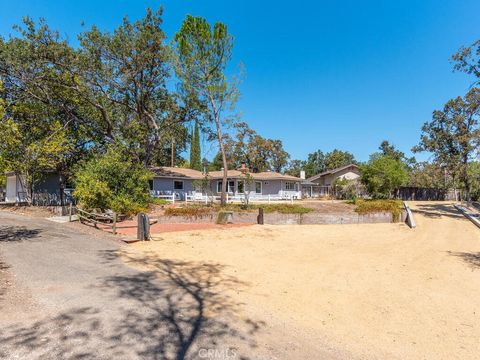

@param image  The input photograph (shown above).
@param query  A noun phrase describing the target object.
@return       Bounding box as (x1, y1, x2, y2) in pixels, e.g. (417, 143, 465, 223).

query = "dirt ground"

(119, 201, 480, 359)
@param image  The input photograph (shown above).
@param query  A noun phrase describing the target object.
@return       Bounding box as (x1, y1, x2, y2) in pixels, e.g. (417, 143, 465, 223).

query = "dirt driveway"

(122, 201, 480, 360)
(0, 212, 267, 360)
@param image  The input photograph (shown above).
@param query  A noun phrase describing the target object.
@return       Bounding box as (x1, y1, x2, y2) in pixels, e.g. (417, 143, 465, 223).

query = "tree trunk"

(217, 121, 228, 206)
(170, 140, 175, 167)
(462, 157, 471, 201)
(208, 93, 228, 206)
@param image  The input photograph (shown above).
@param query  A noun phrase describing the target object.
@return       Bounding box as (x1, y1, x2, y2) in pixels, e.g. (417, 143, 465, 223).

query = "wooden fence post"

(257, 208, 264, 225)
(69, 203, 73, 222)
(112, 212, 117, 235)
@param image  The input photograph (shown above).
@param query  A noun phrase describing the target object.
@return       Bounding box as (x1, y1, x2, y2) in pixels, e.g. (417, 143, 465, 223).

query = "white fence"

(151, 190, 301, 204)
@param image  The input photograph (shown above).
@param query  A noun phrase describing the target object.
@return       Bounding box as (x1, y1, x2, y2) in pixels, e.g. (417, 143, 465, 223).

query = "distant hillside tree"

(324, 149, 356, 170)
(285, 159, 306, 177)
(413, 88, 480, 199)
(303, 150, 326, 178)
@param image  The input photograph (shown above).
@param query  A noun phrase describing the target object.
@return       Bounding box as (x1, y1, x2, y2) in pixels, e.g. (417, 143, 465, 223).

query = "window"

(173, 180, 184, 190)
(217, 180, 235, 193)
(237, 181, 244, 194)
(255, 181, 262, 194)
(285, 182, 296, 190)
(148, 180, 154, 191)
(228, 180, 235, 193)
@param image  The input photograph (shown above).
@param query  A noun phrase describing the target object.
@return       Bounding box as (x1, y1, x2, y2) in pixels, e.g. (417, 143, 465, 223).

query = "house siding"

(312, 167, 360, 186)
(209, 178, 301, 198)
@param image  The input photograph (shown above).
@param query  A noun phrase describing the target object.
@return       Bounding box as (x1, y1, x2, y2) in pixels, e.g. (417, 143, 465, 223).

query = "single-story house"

(150, 165, 303, 201)
(302, 164, 360, 197)
(3, 171, 74, 205)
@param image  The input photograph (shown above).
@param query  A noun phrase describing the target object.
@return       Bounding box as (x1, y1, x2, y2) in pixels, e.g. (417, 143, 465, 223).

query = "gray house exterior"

(150, 166, 303, 201)
(150, 167, 203, 201)
(3, 171, 74, 205)
(302, 164, 361, 197)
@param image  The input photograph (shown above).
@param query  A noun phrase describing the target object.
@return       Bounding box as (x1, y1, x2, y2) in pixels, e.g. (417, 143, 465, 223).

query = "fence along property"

(151, 191, 298, 204)
(73, 206, 154, 240)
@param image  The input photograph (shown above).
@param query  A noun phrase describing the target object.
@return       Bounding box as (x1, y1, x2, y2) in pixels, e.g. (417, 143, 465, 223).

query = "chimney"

(300, 170, 306, 180)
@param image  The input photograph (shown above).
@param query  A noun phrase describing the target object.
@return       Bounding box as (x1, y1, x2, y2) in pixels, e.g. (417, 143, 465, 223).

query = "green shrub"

(354, 199, 403, 221)
(360, 153, 408, 199)
(73, 147, 152, 216)
(150, 198, 169, 206)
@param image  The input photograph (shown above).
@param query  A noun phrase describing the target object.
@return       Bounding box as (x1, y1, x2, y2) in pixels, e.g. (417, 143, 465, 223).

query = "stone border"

(154, 210, 404, 225)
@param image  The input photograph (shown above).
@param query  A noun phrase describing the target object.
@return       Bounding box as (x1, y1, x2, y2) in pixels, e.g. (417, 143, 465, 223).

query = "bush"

(73, 147, 153, 216)
(150, 198, 169, 206)
(354, 199, 403, 221)
(360, 154, 408, 199)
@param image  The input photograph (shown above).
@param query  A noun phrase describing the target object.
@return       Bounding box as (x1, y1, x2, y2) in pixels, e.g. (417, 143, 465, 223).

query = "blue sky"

(1, 0, 479, 162)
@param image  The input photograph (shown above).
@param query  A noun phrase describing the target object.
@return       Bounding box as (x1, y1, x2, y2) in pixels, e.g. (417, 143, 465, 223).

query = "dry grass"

(353, 199, 403, 220)
(164, 203, 313, 217)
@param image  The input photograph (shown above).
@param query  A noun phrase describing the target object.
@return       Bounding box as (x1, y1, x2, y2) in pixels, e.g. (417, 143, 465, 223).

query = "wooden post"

(69, 203, 73, 222)
(112, 212, 117, 235)
(257, 208, 264, 225)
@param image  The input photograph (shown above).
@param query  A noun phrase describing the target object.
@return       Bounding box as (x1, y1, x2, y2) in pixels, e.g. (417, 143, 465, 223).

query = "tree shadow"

(0, 250, 264, 360)
(98, 250, 261, 360)
(413, 203, 463, 219)
(447, 251, 480, 269)
(0, 226, 42, 242)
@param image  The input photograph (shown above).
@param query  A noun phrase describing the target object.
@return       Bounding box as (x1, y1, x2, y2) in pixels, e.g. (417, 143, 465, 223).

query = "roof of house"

(207, 170, 302, 181)
(150, 167, 204, 179)
(306, 164, 359, 182)
(151, 167, 302, 181)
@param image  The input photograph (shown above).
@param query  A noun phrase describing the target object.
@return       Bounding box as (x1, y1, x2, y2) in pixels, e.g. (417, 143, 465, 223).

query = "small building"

(302, 164, 360, 198)
(3, 171, 74, 205)
(150, 165, 303, 201)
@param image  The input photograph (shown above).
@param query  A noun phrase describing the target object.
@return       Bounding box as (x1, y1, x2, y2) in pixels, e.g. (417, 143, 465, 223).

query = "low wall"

(155, 210, 406, 225)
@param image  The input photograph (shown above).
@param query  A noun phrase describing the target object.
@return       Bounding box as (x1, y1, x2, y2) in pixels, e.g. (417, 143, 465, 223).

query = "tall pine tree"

(190, 121, 202, 170)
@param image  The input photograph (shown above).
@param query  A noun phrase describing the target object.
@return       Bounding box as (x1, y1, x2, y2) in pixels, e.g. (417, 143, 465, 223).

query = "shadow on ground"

(448, 251, 480, 270)
(0, 226, 42, 242)
(413, 203, 463, 219)
(0, 250, 263, 360)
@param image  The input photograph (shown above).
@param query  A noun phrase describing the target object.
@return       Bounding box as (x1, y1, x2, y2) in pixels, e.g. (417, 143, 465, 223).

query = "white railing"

(151, 190, 302, 204)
